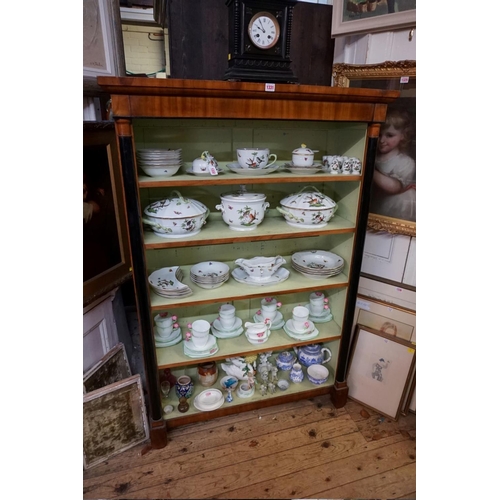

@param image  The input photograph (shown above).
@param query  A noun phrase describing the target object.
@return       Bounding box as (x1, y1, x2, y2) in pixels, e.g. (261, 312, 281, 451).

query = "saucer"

(186, 167, 223, 176)
(226, 162, 281, 176)
(183, 341, 219, 358)
(193, 390, 225, 412)
(184, 333, 217, 353)
(284, 318, 316, 335)
(211, 325, 244, 339)
(231, 267, 290, 286)
(283, 323, 319, 341)
(155, 330, 182, 347)
(154, 326, 181, 343)
(253, 311, 285, 330)
(213, 316, 243, 333)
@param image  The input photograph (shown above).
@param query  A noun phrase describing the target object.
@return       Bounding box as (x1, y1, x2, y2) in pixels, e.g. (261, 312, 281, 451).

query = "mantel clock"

(224, 0, 298, 84)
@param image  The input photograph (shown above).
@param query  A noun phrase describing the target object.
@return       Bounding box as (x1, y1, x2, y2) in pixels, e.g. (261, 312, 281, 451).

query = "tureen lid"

(220, 191, 266, 202)
(144, 190, 208, 218)
(293, 143, 314, 155)
(280, 186, 336, 210)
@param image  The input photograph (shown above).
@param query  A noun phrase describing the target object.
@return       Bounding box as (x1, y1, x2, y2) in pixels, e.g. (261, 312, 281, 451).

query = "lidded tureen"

(143, 190, 210, 238)
(292, 143, 317, 166)
(276, 186, 337, 228)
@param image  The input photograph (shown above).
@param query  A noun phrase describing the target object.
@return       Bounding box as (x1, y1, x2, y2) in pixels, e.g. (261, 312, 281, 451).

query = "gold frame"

(332, 60, 416, 237)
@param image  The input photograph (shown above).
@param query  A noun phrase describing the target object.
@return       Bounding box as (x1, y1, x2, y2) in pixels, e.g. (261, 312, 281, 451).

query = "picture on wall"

(331, 0, 416, 37)
(333, 60, 416, 237)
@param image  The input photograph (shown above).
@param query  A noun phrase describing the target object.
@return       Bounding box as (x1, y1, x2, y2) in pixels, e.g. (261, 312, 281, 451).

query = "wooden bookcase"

(97, 77, 398, 448)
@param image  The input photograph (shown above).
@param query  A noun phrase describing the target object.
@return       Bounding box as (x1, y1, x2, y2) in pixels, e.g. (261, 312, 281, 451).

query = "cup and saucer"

(283, 319, 319, 341)
(154, 326, 182, 347)
(211, 317, 244, 339)
(253, 311, 285, 330)
(183, 334, 219, 358)
(304, 304, 334, 323)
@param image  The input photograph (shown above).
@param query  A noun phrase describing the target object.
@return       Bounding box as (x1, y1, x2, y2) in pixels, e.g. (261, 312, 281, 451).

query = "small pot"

(277, 186, 337, 228)
(215, 190, 269, 231)
(143, 190, 210, 238)
(292, 144, 318, 167)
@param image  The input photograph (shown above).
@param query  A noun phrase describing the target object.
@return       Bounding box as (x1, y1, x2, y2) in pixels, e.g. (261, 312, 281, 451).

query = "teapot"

(293, 344, 332, 367)
(276, 351, 296, 371)
(234, 255, 286, 280)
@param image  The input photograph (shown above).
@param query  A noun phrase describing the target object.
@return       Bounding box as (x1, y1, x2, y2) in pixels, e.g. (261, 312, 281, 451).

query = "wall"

(121, 23, 170, 76)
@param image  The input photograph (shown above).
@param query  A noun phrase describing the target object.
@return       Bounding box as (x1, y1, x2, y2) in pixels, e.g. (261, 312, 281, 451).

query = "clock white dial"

(248, 12, 280, 49)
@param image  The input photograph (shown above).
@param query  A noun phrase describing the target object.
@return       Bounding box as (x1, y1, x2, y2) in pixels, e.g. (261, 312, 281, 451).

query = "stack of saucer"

(183, 334, 219, 358)
(291, 250, 344, 279)
(304, 303, 333, 323)
(283, 319, 319, 341)
(190, 261, 230, 290)
(211, 317, 243, 338)
(284, 305, 319, 341)
(193, 389, 225, 412)
(148, 266, 193, 298)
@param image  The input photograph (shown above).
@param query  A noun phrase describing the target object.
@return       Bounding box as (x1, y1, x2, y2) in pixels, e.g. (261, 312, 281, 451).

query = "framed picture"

(331, 0, 416, 37)
(83, 374, 149, 469)
(353, 294, 416, 343)
(83, 122, 132, 307)
(347, 324, 416, 420)
(333, 60, 416, 237)
(83, 0, 126, 95)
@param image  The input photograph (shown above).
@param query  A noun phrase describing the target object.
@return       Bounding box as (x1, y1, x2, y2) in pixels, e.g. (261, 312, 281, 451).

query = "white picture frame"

(83, 0, 125, 94)
(331, 0, 416, 37)
(347, 325, 415, 420)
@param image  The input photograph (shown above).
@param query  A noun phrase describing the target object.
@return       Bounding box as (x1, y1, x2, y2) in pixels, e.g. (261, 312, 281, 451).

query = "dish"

(282, 163, 323, 174)
(185, 167, 224, 176)
(231, 267, 290, 286)
(193, 389, 225, 411)
(226, 162, 282, 176)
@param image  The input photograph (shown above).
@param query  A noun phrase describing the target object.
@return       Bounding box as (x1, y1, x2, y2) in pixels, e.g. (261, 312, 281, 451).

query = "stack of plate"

(193, 389, 224, 412)
(291, 250, 345, 279)
(148, 266, 193, 298)
(136, 148, 183, 177)
(190, 261, 230, 290)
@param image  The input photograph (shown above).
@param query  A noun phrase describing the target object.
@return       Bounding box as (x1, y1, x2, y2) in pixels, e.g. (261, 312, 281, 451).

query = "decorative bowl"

(140, 164, 182, 177)
(143, 190, 210, 238)
(306, 364, 329, 385)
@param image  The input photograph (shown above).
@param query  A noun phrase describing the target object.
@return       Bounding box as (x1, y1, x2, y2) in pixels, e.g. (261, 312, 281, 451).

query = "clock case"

(224, 0, 299, 84)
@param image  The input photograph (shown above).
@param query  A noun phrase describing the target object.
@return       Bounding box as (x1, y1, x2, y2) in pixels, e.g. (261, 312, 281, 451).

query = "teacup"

(348, 157, 362, 174)
(292, 305, 310, 332)
(340, 156, 351, 174)
(190, 319, 211, 337)
(260, 297, 279, 322)
(219, 304, 237, 329)
(156, 323, 175, 338)
(236, 148, 277, 169)
(191, 334, 210, 348)
(155, 313, 177, 329)
(309, 291, 328, 316)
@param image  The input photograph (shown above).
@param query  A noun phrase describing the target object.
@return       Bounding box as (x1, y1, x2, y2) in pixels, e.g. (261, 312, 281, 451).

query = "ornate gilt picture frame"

(333, 60, 416, 237)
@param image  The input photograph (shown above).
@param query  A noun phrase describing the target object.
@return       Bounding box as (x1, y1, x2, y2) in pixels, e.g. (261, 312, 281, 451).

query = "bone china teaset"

(138, 144, 362, 178)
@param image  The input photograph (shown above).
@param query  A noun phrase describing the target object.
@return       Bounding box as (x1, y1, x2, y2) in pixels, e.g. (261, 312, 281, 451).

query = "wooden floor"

(83, 395, 416, 499)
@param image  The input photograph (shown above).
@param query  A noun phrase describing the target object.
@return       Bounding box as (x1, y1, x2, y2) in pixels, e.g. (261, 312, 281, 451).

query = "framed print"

(353, 294, 416, 342)
(331, 0, 416, 37)
(83, 0, 126, 95)
(333, 60, 416, 237)
(347, 324, 416, 420)
(83, 122, 132, 307)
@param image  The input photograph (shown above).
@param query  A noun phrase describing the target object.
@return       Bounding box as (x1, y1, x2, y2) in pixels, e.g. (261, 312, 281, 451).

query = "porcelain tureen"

(143, 190, 210, 238)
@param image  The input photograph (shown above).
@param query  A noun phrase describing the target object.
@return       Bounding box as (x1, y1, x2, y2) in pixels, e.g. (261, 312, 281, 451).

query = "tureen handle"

(296, 185, 322, 194)
(170, 190, 188, 202)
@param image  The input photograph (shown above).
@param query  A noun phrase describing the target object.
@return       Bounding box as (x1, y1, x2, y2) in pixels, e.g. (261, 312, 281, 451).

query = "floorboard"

(83, 394, 416, 499)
